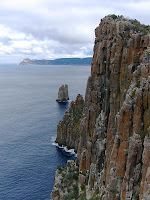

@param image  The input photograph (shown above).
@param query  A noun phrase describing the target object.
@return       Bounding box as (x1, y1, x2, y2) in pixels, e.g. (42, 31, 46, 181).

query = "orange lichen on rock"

(52, 15, 150, 200)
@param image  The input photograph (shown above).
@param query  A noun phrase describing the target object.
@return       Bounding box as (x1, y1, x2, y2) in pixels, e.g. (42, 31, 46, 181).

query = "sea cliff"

(52, 15, 150, 200)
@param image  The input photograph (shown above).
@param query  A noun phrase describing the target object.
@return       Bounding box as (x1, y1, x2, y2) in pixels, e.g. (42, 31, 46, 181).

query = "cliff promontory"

(56, 94, 84, 151)
(19, 57, 92, 65)
(52, 15, 150, 200)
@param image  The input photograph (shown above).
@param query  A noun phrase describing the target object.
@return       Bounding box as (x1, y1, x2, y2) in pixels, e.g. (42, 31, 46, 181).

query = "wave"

(51, 136, 77, 157)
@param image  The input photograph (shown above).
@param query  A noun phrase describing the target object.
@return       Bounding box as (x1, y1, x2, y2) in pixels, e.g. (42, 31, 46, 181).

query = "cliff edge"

(52, 15, 150, 200)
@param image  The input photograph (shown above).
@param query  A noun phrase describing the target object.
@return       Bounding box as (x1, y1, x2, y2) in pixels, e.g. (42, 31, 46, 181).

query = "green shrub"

(95, 188, 99, 194)
(73, 184, 79, 195)
(64, 185, 79, 200)
(133, 192, 139, 200)
(89, 197, 99, 200)
(81, 184, 85, 191)
(78, 194, 86, 200)
(95, 39, 99, 44)
(57, 166, 62, 173)
(109, 14, 118, 19)
(65, 173, 73, 180)
(67, 162, 71, 167)
(136, 78, 141, 88)
(80, 171, 86, 176)
(100, 192, 105, 200)
(109, 189, 118, 194)
(129, 18, 150, 34)
(132, 89, 136, 96)
(67, 188, 70, 193)
(75, 167, 79, 172)
(124, 25, 131, 31)
(66, 172, 79, 180)
(137, 131, 148, 139)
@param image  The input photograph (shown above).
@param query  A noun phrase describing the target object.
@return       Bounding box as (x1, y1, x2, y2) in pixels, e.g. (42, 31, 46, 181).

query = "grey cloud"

(0, 0, 149, 63)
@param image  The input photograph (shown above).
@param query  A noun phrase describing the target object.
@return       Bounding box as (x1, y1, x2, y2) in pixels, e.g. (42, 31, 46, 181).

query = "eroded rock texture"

(56, 84, 69, 102)
(55, 94, 84, 151)
(52, 15, 150, 200)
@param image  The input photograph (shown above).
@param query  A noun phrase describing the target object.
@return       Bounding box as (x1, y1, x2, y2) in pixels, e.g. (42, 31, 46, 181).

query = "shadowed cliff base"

(52, 14, 150, 200)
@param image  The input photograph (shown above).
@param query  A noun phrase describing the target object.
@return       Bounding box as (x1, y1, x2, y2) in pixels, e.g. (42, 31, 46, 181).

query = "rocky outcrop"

(55, 94, 84, 151)
(56, 85, 69, 102)
(19, 58, 32, 65)
(51, 161, 79, 200)
(52, 15, 150, 200)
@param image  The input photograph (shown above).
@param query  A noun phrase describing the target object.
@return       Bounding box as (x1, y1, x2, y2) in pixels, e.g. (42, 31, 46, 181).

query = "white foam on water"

(51, 136, 77, 157)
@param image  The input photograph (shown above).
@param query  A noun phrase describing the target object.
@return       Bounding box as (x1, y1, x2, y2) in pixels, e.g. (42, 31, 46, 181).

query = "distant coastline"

(19, 57, 92, 65)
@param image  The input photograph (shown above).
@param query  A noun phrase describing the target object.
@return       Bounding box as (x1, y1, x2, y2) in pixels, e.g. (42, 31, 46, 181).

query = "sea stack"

(56, 84, 69, 102)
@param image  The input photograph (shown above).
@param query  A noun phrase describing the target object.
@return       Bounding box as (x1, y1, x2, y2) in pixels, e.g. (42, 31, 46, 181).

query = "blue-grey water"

(0, 64, 91, 200)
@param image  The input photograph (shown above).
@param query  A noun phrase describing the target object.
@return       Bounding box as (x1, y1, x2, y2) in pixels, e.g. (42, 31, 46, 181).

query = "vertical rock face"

(55, 94, 84, 151)
(52, 15, 150, 200)
(56, 84, 69, 102)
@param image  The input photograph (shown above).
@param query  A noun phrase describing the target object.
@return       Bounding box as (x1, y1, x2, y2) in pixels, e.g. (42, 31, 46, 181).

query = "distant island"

(19, 57, 93, 65)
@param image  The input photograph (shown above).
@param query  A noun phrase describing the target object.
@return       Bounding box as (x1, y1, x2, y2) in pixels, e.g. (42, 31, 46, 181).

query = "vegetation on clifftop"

(102, 14, 150, 35)
(52, 15, 150, 200)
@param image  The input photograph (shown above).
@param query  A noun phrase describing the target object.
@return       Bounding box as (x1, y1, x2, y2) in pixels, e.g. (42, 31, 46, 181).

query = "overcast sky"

(0, 0, 149, 63)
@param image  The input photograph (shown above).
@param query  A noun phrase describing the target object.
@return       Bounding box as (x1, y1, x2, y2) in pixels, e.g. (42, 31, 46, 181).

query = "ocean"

(0, 64, 91, 200)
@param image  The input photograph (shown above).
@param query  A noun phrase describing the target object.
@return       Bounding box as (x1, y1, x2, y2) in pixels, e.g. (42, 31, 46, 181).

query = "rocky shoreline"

(52, 15, 150, 200)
